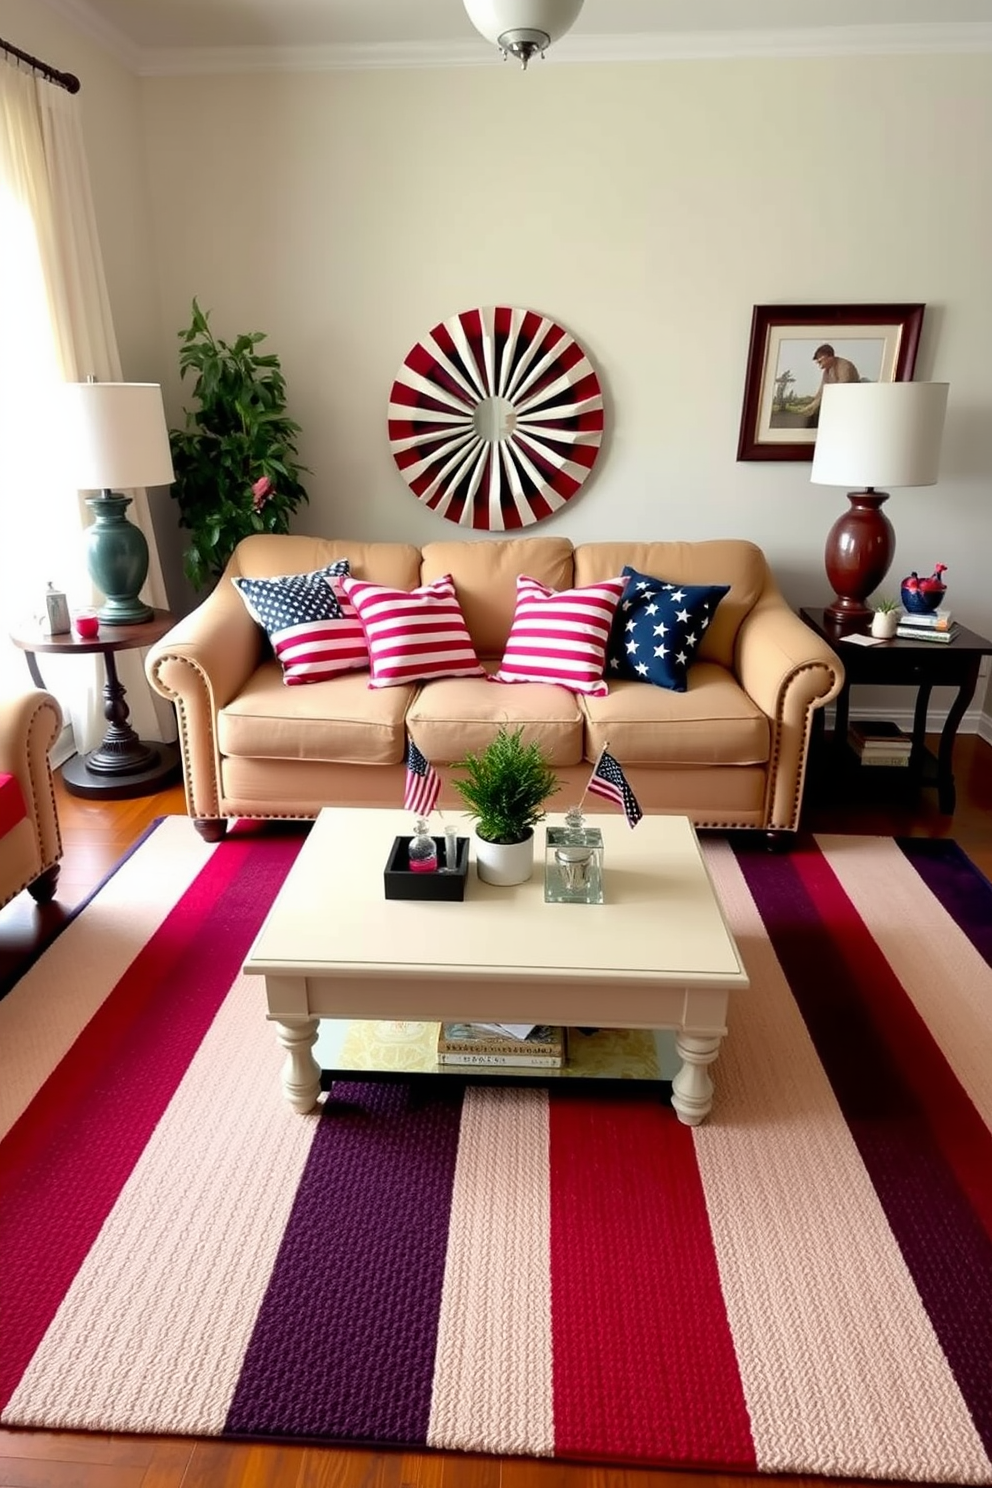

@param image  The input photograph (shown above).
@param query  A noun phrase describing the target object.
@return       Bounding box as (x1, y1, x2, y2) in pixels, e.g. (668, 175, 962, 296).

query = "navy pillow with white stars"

(605, 566, 730, 693)
(232, 560, 350, 639)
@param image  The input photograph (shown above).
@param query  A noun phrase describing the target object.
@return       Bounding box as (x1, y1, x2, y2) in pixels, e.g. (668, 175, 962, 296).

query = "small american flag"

(404, 737, 440, 816)
(587, 749, 642, 828)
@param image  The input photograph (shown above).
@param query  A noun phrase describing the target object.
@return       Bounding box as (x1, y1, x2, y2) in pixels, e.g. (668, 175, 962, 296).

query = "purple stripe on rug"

(224, 1081, 465, 1443)
(897, 838, 992, 967)
(734, 841, 992, 1457)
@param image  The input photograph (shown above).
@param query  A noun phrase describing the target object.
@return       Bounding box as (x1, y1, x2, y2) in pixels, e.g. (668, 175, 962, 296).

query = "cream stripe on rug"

(697, 840, 991, 1483)
(817, 834, 992, 1132)
(4, 969, 319, 1434)
(0, 818, 215, 1141)
(428, 1086, 554, 1456)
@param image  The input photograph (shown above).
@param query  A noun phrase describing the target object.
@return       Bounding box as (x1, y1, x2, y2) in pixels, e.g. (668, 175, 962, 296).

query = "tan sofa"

(0, 689, 63, 910)
(145, 533, 844, 842)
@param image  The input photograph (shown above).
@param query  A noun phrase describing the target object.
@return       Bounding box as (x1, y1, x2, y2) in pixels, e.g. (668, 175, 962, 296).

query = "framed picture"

(736, 303, 925, 461)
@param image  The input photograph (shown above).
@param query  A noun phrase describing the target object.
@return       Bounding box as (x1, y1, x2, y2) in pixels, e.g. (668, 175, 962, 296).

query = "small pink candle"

(74, 612, 100, 639)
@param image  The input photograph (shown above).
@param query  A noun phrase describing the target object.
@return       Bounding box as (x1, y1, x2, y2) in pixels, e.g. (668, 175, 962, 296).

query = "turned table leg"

(671, 1032, 723, 1126)
(274, 1017, 321, 1112)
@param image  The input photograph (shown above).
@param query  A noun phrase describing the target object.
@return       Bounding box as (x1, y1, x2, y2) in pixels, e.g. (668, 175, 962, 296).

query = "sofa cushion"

(492, 574, 625, 697)
(420, 536, 574, 657)
(231, 560, 369, 684)
(605, 567, 730, 693)
(217, 661, 412, 765)
(581, 664, 770, 767)
(407, 669, 584, 767)
(574, 540, 768, 671)
(342, 573, 485, 689)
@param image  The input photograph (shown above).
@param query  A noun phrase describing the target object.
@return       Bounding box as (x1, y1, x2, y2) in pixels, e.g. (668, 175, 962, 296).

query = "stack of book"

(436, 1022, 566, 1068)
(847, 720, 913, 768)
(896, 608, 959, 643)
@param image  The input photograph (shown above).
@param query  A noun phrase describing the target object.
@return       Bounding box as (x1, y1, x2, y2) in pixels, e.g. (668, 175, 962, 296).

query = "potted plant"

(452, 726, 561, 885)
(869, 594, 901, 639)
(168, 299, 310, 590)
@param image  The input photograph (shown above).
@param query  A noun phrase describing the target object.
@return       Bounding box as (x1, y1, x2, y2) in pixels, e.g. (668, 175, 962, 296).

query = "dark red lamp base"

(824, 488, 895, 626)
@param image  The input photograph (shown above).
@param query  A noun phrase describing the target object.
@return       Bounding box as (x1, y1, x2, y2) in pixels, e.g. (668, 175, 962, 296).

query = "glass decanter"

(408, 817, 438, 873)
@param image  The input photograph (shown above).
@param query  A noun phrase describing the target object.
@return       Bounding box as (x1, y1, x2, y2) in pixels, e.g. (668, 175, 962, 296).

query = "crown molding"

(135, 22, 992, 76)
(137, 41, 489, 76)
(37, 4, 992, 78)
(41, 0, 143, 72)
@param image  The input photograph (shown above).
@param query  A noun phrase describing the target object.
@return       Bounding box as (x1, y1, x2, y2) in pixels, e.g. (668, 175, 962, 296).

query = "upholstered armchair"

(0, 689, 63, 911)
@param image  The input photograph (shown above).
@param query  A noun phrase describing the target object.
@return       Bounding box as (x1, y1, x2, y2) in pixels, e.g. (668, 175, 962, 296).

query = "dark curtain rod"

(0, 35, 80, 93)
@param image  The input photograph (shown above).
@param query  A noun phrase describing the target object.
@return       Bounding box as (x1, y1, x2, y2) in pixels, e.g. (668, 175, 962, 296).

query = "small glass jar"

(408, 817, 438, 873)
(545, 807, 604, 904)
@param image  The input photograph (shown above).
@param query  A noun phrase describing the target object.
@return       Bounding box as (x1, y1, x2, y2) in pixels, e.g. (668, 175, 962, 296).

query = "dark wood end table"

(800, 607, 992, 815)
(10, 610, 182, 800)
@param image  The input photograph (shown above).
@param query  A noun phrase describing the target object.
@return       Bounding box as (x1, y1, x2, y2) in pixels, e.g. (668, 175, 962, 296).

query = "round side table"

(10, 610, 182, 800)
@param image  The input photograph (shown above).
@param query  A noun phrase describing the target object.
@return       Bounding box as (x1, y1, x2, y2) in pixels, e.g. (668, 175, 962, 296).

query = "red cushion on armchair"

(0, 772, 28, 838)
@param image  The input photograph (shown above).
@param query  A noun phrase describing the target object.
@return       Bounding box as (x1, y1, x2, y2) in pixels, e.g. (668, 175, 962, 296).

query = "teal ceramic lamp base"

(84, 491, 153, 625)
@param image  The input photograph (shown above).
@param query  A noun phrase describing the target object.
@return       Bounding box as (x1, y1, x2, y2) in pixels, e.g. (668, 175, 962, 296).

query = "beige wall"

(139, 55, 991, 673)
(4, 11, 992, 716)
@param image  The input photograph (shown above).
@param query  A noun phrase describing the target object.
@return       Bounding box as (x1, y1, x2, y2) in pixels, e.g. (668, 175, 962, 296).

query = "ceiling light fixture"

(463, 0, 584, 68)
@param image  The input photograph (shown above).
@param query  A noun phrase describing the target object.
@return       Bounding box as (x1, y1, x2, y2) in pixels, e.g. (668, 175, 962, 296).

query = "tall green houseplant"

(169, 299, 310, 589)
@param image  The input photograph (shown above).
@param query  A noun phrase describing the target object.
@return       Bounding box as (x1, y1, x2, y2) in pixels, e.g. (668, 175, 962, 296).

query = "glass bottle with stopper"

(408, 817, 438, 873)
(544, 805, 604, 904)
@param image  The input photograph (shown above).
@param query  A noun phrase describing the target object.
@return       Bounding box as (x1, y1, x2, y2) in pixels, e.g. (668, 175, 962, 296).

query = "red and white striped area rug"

(1, 817, 990, 1483)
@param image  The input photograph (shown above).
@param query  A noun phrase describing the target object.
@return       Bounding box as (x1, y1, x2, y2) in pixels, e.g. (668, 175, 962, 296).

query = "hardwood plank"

(139, 1439, 197, 1488)
(0, 1456, 148, 1487)
(437, 1455, 501, 1488)
(181, 1440, 307, 1488)
(298, 1448, 444, 1488)
(0, 1434, 153, 1467)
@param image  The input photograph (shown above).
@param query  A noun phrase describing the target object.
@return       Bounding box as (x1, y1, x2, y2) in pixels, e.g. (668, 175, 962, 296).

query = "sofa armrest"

(735, 589, 845, 831)
(0, 689, 63, 873)
(144, 582, 263, 820)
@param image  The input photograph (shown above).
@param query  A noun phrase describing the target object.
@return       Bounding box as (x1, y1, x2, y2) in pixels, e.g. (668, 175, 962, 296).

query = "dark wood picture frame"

(736, 303, 925, 462)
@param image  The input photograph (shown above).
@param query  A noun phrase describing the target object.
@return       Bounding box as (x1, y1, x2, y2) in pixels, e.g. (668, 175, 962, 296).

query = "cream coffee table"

(242, 807, 748, 1125)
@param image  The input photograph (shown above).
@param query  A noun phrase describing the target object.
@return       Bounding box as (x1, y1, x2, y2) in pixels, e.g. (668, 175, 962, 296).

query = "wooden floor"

(1, 734, 990, 1488)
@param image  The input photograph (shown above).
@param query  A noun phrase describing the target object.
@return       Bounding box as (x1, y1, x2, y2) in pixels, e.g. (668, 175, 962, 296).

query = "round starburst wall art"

(387, 306, 604, 530)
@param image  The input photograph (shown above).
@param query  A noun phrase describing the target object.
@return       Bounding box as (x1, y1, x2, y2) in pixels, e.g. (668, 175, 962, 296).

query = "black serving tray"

(384, 835, 470, 901)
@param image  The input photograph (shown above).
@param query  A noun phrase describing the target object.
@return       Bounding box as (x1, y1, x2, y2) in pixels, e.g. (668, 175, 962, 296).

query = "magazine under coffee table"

(242, 807, 749, 1125)
(314, 1019, 684, 1087)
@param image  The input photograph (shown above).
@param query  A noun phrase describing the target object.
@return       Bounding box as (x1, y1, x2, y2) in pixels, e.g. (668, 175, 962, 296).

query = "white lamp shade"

(463, 0, 584, 46)
(61, 381, 175, 491)
(810, 381, 948, 489)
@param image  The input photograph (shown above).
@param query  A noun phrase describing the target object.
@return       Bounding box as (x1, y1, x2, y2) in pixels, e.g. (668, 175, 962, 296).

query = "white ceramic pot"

(474, 829, 534, 886)
(871, 609, 900, 639)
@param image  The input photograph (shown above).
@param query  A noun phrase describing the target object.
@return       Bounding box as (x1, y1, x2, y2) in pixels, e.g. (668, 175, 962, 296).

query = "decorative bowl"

(901, 584, 946, 614)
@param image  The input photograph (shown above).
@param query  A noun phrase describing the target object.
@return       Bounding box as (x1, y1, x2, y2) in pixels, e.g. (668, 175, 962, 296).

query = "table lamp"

(62, 380, 174, 625)
(810, 380, 948, 626)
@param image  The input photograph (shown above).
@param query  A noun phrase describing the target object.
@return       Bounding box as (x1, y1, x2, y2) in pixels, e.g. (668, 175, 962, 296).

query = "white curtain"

(0, 57, 173, 749)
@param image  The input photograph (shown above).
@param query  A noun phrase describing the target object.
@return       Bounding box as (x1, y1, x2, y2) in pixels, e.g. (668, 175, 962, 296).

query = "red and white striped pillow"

(493, 574, 626, 697)
(341, 573, 484, 689)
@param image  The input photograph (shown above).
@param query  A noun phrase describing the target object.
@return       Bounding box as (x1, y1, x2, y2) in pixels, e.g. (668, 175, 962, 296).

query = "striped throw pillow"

(341, 573, 484, 689)
(232, 560, 368, 685)
(493, 574, 626, 697)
